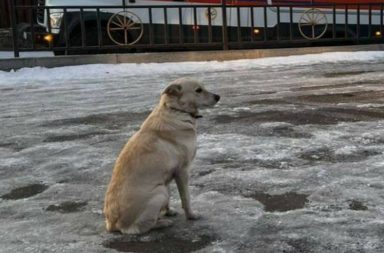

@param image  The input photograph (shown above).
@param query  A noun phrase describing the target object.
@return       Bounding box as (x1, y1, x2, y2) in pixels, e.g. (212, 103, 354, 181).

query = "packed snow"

(1, 51, 384, 253)
(0, 51, 54, 59)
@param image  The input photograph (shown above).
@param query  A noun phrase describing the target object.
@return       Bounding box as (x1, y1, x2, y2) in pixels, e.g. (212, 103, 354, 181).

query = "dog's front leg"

(175, 168, 200, 220)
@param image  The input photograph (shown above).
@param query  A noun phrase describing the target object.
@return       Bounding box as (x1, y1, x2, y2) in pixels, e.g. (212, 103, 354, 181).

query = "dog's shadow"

(103, 216, 217, 253)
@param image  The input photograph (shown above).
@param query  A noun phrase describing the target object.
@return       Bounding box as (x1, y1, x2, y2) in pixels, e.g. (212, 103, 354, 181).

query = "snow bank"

(1, 51, 384, 86)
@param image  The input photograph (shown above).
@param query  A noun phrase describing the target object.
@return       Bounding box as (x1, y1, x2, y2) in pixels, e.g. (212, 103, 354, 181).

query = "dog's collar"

(169, 107, 202, 119)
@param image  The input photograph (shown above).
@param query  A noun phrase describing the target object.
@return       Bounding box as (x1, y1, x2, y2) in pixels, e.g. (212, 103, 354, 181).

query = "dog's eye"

(195, 88, 203, 93)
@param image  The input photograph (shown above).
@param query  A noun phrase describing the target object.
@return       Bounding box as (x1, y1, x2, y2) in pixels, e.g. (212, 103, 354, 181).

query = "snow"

(2, 51, 384, 84)
(1, 51, 384, 252)
(0, 51, 54, 59)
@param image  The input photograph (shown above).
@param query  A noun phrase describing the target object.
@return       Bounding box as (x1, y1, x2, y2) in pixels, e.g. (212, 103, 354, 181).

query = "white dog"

(104, 78, 220, 234)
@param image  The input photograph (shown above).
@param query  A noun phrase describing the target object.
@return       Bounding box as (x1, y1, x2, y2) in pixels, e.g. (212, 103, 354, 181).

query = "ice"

(1, 51, 384, 252)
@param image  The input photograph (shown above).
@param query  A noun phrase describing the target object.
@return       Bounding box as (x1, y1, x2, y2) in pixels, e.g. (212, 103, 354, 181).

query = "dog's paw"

(154, 219, 174, 229)
(186, 212, 201, 220)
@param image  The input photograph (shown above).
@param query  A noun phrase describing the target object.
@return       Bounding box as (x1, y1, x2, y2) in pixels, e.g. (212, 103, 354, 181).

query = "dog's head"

(161, 78, 220, 117)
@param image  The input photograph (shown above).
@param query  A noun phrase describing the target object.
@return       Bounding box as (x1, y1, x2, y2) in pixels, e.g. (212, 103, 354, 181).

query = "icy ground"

(1, 51, 384, 253)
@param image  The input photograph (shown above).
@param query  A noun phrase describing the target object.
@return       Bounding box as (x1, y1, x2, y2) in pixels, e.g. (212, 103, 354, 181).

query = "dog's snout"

(214, 94, 220, 102)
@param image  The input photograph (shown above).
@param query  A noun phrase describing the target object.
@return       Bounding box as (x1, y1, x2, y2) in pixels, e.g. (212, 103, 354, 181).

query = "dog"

(103, 78, 220, 234)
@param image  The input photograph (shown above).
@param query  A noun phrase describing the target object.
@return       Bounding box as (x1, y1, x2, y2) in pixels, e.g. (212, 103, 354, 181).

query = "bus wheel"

(298, 8, 328, 40)
(107, 11, 144, 46)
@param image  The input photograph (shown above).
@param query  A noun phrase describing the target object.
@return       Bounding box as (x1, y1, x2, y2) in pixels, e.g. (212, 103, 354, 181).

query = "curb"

(1, 44, 384, 71)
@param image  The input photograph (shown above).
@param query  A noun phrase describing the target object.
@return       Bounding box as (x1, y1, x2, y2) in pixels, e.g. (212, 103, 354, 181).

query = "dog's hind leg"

(121, 187, 171, 234)
(154, 218, 173, 229)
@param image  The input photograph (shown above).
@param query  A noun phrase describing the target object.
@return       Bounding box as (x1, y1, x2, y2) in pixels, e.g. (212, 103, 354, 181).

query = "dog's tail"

(104, 208, 141, 233)
(103, 203, 118, 232)
(105, 218, 117, 232)
(103, 191, 120, 232)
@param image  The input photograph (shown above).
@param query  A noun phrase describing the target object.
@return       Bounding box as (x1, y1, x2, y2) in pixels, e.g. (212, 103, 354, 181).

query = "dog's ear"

(163, 84, 182, 97)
